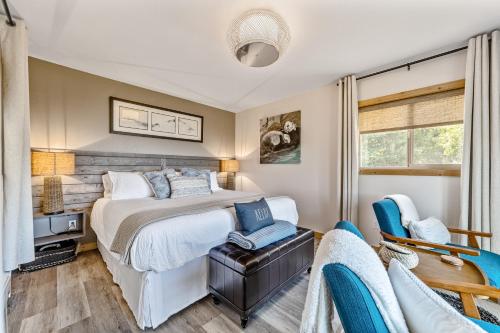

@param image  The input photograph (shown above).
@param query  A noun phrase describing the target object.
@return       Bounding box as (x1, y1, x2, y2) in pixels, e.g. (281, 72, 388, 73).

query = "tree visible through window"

(359, 82, 464, 169)
(413, 124, 463, 165)
(361, 130, 407, 167)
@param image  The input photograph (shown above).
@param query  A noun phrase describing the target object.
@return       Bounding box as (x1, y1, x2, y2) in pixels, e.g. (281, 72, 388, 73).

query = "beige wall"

(235, 84, 340, 233)
(29, 57, 235, 158)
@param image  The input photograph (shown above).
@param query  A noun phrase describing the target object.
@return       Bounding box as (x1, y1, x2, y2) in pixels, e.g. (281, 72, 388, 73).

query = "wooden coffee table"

(373, 244, 489, 286)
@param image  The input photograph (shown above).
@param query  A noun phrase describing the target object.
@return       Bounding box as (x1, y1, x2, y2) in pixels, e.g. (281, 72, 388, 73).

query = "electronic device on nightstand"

(19, 210, 87, 272)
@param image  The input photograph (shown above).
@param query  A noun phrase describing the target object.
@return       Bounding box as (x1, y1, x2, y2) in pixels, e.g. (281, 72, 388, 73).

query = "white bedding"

(91, 190, 299, 272)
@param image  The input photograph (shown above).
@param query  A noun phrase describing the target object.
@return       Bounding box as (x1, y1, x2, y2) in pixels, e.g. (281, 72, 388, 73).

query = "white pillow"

(107, 171, 154, 200)
(408, 217, 451, 244)
(102, 174, 113, 198)
(388, 259, 485, 333)
(210, 171, 222, 191)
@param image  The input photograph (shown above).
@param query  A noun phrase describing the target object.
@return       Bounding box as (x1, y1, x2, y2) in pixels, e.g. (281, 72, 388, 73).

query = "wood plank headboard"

(31, 150, 232, 214)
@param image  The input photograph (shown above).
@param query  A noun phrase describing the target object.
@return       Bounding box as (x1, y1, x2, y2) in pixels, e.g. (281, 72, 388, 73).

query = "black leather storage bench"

(208, 227, 314, 328)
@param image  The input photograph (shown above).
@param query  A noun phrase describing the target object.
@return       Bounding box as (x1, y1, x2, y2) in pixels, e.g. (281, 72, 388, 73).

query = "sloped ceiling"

(9, 0, 500, 112)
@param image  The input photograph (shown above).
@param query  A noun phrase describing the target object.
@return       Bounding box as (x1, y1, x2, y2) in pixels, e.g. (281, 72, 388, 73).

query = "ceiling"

(8, 0, 500, 112)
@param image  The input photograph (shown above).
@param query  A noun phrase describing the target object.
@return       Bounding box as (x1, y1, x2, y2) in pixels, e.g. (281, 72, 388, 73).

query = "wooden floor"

(7, 250, 309, 333)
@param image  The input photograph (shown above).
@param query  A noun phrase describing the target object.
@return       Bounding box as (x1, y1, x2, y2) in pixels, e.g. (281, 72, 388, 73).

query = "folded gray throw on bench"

(227, 220, 297, 250)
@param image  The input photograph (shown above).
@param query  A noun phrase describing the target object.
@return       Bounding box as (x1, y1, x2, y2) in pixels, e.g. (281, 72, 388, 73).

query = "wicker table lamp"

(220, 159, 240, 190)
(32, 151, 75, 215)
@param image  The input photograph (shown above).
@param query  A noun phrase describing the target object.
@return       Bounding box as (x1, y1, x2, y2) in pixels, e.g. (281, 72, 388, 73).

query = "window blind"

(359, 88, 464, 134)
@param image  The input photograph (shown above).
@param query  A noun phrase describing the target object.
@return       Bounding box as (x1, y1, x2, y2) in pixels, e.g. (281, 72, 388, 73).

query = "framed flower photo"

(109, 97, 203, 142)
(260, 110, 301, 164)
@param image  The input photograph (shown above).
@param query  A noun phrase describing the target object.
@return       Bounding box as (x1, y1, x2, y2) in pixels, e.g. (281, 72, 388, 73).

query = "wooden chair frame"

(421, 277, 500, 319)
(381, 229, 497, 319)
(447, 228, 493, 249)
(380, 231, 480, 257)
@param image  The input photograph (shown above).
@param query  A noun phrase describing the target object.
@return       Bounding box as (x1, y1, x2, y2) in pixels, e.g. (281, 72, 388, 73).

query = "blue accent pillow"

(235, 198, 275, 233)
(181, 168, 211, 189)
(143, 168, 176, 199)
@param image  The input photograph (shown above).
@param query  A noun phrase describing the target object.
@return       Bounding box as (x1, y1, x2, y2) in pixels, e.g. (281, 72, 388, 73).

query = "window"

(359, 81, 464, 175)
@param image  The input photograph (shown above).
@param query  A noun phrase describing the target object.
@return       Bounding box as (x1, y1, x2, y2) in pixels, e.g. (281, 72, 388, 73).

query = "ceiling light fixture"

(227, 9, 290, 67)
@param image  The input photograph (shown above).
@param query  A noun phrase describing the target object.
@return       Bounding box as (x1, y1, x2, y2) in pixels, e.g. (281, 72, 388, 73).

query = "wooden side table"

(373, 244, 489, 286)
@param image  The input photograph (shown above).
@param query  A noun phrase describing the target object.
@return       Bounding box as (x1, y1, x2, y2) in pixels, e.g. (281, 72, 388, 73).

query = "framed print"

(260, 110, 301, 164)
(110, 97, 203, 142)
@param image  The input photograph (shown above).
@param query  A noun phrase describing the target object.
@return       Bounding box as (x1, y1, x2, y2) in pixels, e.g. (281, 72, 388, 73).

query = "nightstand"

(33, 210, 86, 246)
(19, 210, 87, 272)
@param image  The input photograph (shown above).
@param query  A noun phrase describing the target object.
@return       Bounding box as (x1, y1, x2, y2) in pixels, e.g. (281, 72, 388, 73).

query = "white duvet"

(91, 190, 299, 272)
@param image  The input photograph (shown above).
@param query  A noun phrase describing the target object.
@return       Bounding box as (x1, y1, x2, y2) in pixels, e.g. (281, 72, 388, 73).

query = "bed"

(91, 189, 299, 329)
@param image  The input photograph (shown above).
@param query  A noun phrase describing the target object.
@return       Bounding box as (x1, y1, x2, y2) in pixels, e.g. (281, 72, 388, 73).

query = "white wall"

(357, 50, 467, 244)
(1, 160, 9, 333)
(0, 237, 8, 333)
(235, 84, 340, 233)
(236, 49, 467, 241)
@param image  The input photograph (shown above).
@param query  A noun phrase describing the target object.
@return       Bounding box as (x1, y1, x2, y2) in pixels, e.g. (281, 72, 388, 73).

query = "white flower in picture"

(283, 121, 296, 133)
(270, 133, 281, 146)
(283, 134, 291, 143)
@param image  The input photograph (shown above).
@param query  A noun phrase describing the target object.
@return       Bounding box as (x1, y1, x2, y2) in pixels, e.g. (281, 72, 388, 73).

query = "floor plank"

(83, 277, 133, 333)
(23, 267, 57, 318)
(56, 281, 91, 330)
(19, 308, 57, 333)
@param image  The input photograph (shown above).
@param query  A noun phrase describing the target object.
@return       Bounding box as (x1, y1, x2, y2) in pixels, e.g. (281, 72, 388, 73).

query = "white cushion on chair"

(384, 194, 420, 228)
(388, 259, 485, 333)
(408, 217, 451, 244)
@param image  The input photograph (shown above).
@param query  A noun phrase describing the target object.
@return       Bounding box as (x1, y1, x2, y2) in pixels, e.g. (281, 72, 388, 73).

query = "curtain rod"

(355, 45, 468, 81)
(1, 0, 15, 26)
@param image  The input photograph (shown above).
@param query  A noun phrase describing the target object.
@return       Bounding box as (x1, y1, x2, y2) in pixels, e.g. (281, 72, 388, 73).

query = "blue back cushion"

(335, 221, 365, 241)
(468, 317, 500, 333)
(323, 264, 389, 333)
(372, 199, 410, 238)
(235, 198, 275, 233)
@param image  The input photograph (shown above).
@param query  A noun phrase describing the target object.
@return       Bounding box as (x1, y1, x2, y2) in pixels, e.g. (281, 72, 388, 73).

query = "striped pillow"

(167, 175, 211, 199)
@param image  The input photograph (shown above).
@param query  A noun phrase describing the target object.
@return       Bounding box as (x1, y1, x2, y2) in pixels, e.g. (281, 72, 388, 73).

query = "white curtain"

(460, 31, 500, 253)
(1, 18, 34, 270)
(337, 75, 359, 224)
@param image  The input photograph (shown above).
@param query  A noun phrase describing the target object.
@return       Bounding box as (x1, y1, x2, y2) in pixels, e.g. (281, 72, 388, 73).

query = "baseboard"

(2, 274, 11, 333)
(77, 242, 97, 253)
(314, 231, 324, 240)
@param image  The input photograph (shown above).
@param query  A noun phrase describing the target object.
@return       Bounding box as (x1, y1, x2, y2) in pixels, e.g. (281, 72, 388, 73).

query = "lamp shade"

(32, 151, 75, 176)
(220, 159, 240, 173)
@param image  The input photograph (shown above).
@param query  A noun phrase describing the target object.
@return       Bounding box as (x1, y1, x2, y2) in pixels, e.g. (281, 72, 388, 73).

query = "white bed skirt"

(98, 241, 210, 329)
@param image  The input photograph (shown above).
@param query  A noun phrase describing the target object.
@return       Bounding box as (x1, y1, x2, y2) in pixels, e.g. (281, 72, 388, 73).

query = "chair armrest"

(420, 277, 500, 319)
(447, 228, 492, 238)
(380, 232, 480, 257)
(420, 278, 500, 299)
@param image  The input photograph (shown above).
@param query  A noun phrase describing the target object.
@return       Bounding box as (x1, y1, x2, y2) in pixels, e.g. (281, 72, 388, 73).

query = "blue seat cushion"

(335, 221, 365, 241)
(468, 317, 500, 333)
(372, 199, 410, 238)
(441, 244, 500, 288)
(323, 263, 389, 333)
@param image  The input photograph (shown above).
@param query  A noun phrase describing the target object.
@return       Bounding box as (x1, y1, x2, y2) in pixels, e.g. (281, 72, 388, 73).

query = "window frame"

(358, 80, 464, 177)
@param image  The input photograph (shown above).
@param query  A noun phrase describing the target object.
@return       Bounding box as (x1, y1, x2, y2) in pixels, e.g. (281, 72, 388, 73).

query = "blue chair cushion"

(234, 197, 274, 233)
(468, 317, 500, 333)
(323, 263, 389, 333)
(433, 244, 500, 288)
(372, 199, 410, 238)
(335, 221, 365, 241)
(372, 198, 500, 287)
